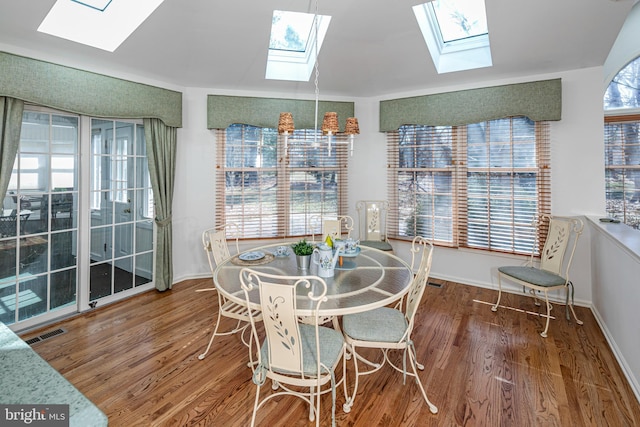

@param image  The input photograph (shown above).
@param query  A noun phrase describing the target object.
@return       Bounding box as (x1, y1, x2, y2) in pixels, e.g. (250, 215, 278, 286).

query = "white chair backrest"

(240, 268, 328, 375)
(202, 223, 240, 272)
(356, 200, 389, 242)
(539, 216, 584, 277)
(309, 215, 354, 242)
(405, 237, 433, 326)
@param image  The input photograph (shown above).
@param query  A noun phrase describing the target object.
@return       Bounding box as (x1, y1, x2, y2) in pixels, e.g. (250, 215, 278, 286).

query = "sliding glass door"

(0, 109, 155, 328)
(89, 119, 154, 303)
(0, 111, 79, 325)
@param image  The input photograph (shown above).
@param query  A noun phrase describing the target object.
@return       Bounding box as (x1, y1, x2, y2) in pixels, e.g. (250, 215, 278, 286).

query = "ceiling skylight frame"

(38, 0, 165, 52)
(266, 11, 331, 82)
(413, 1, 492, 74)
(71, 0, 113, 12)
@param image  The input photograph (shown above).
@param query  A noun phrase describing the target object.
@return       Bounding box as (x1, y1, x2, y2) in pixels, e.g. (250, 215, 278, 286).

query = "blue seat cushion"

(342, 307, 407, 342)
(498, 266, 566, 287)
(261, 323, 344, 375)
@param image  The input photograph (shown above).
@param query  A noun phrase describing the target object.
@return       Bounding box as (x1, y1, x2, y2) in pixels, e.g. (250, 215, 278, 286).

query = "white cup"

(345, 238, 359, 253)
(275, 245, 290, 256)
(333, 240, 346, 254)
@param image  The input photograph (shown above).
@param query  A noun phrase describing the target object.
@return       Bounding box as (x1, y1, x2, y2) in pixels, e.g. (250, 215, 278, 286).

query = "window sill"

(586, 215, 640, 263)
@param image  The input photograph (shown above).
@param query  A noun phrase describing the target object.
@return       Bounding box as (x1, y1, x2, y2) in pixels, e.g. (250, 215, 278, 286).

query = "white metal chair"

(309, 215, 354, 243)
(197, 223, 262, 360)
(240, 268, 346, 427)
(355, 200, 393, 251)
(491, 215, 584, 338)
(341, 236, 438, 415)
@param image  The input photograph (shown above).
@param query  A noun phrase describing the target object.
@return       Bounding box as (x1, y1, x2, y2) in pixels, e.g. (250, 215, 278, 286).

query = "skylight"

(413, 0, 492, 74)
(38, 0, 165, 52)
(266, 10, 331, 82)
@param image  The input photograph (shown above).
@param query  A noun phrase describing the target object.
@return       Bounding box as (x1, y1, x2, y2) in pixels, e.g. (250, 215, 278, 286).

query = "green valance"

(379, 79, 561, 131)
(0, 51, 182, 128)
(207, 95, 354, 131)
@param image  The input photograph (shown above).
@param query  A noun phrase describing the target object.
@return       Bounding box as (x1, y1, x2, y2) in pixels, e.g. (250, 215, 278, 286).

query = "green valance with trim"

(379, 78, 561, 131)
(0, 51, 182, 128)
(207, 95, 354, 130)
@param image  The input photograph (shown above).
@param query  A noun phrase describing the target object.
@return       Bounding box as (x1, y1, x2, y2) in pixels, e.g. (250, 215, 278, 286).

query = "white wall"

(172, 68, 607, 306)
(589, 218, 640, 401)
(604, 1, 640, 88)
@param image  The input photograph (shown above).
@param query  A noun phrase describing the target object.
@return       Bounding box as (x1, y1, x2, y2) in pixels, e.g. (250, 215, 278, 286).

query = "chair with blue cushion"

(356, 200, 393, 251)
(341, 236, 437, 415)
(491, 215, 584, 338)
(198, 223, 262, 360)
(240, 268, 346, 427)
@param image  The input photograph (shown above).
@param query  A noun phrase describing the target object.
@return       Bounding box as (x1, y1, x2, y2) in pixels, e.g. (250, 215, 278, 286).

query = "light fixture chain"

(313, 0, 320, 144)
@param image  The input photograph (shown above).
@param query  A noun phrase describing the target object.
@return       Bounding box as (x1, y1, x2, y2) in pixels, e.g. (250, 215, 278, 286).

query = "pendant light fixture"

(278, 0, 359, 156)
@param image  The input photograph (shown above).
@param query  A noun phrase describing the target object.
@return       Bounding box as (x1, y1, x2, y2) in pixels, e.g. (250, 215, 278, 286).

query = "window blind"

(386, 124, 457, 246)
(387, 117, 550, 255)
(215, 125, 349, 239)
(604, 114, 640, 230)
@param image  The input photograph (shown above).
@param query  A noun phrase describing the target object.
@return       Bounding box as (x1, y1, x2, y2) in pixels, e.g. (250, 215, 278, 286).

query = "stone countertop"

(0, 322, 108, 427)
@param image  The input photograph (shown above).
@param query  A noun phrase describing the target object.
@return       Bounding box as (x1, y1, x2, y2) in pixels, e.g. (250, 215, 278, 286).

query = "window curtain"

(207, 95, 354, 130)
(0, 96, 24, 202)
(379, 79, 562, 130)
(0, 52, 182, 127)
(144, 118, 177, 292)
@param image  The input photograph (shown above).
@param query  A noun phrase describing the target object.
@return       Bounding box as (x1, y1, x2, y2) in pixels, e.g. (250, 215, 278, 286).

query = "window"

(604, 56, 640, 230)
(266, 10, 331, 81)
(38, 0, 165, 52)
(413, 0, 492, 74)
(216, 124, 348, 239)
(387, 116, 550, 255)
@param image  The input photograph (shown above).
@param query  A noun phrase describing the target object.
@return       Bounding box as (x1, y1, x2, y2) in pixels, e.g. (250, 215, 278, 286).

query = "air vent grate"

(26, 328, 67, 345)
(427, 282, 442, 288)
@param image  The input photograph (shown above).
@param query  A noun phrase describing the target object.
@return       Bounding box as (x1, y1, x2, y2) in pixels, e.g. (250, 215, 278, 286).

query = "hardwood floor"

(20, 278, 640, 426)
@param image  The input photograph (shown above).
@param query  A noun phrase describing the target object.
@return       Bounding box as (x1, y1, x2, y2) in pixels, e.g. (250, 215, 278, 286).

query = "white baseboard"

(590, 305, 640, 405)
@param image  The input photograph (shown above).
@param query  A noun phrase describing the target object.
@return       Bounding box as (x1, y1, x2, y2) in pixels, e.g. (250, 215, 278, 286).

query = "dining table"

(213, 242, 414, 317)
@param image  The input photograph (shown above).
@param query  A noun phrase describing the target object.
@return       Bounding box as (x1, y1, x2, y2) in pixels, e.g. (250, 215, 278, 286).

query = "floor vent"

(26, 328, 67, 345)
(427, 282, 443, 288)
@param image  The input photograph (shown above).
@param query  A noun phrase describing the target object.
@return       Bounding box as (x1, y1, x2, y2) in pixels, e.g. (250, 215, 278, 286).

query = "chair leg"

(407, 344, 438, 414)
(250, 383, 261, 427)
(198, 310, 225, 360)
(566, 282, 584, 326)
(491, 274, 503, 312)
(198, 315, 245, 360)
(541, 290, 552, 338)
(342, 346, 362, 414)
(309, 385, 316, 423)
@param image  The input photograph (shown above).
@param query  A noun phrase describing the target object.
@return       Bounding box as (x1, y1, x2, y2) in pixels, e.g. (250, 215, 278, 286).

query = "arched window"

(604, 56, 640, 230)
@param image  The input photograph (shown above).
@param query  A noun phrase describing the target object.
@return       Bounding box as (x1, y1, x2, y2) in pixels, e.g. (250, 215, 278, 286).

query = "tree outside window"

(604, 56, 640, 230)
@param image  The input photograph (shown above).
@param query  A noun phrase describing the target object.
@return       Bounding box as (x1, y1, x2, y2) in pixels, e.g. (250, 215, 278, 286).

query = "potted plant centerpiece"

(291, 239, 314, 270)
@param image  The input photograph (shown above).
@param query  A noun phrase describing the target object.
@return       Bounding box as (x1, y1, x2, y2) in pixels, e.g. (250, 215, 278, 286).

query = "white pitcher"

(312, 243, 340, 278)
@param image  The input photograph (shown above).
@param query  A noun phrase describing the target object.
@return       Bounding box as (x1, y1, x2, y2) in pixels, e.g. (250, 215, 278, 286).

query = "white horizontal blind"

(387, 117, 550, 255)
(604, 114, 640, 230)
(216, 124, 349, 239)
(462, 117, 549, 254)
(386, 125, 457, 246)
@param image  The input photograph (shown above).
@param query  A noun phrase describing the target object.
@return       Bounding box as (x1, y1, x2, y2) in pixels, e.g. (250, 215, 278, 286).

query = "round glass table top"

(214, 243, 413, 316)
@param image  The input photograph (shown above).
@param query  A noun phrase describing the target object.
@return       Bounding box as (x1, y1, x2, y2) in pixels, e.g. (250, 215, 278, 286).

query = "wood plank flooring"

(20, 278, 640, 426)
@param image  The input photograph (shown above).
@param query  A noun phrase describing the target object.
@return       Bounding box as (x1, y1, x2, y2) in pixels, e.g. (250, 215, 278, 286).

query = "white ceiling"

(0, 0, 635, 98)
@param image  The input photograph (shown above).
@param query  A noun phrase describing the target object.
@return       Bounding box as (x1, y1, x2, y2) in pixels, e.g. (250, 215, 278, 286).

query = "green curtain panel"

(379, 79, 562, 131)
(207, 95, 354, 130)
(0, 96, 24, 201)
(0, 51, 182, 128)
(144, 118, 177, 292)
